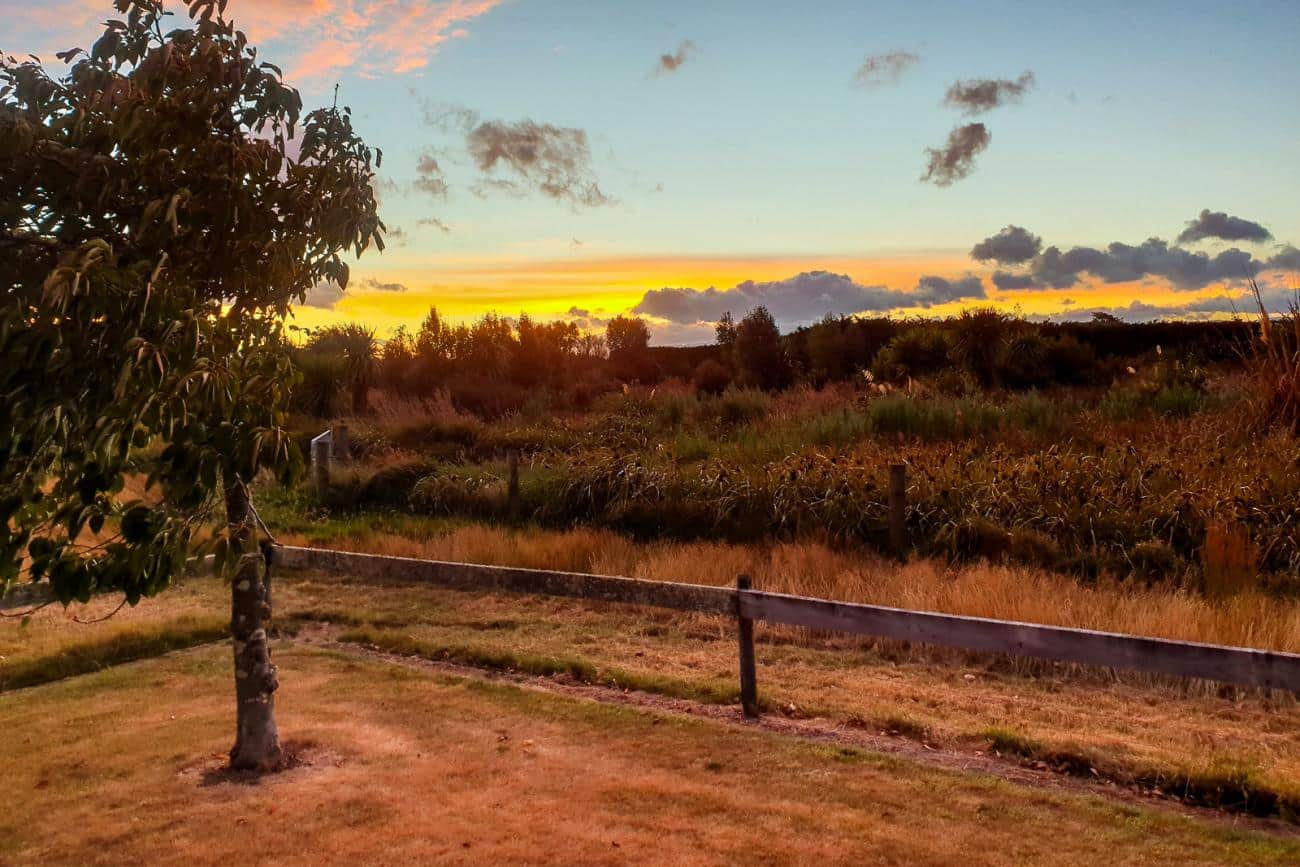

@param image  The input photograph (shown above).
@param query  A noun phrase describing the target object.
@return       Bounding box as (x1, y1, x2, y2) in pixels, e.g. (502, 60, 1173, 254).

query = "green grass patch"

(980, 726, 1300, 821)
(0, 617, 228, 692)
(338, 626, 744, 706)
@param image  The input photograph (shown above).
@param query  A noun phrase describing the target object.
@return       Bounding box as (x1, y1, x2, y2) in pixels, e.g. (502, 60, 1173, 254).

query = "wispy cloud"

(466, 119, 612, 207)
(943, 71, 1036, 115)
(921, 123, 990, 187)
(852, 50, 919, 89)
(654, 40, 696, 76)
(14, 0, 505, 83)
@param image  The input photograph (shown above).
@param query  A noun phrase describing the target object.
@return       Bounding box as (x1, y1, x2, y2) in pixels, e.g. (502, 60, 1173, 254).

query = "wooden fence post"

(507, 448, 520, 516)
(888, 463, 907, 560)
(737, 574, 759, 718)
(311, 435, 331, 497)
(332, 423, 350, 463)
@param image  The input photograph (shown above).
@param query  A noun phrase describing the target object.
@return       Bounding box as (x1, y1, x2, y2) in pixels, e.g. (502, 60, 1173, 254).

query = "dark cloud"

(1270, 245, 1300, 270)
(417, 217, 451, 233)
(414, 151, 449, 198)
(921, 123, 990, 187)
(992, 271, 1039, 290)
(913, 275, 986, 306)
(655, 40, 696, 75)
(632, 270, 986, 329)
(466, 119, 611, 207)
(1176, 209, 1272, 244)
(971, 225, 1043, 264)
(1022, 239, 1261, 290)
(386, 225, 409, 246)
(360, 278, 409, 293)
(943, 71, 1035, 115)
(1046, 286, 1299, 323)
(853, 50, 919, 88)
(302, 280, 345, 309)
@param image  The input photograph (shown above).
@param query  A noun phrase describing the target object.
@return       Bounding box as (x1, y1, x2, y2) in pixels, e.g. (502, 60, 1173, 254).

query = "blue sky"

(7, 0, 1300, 339)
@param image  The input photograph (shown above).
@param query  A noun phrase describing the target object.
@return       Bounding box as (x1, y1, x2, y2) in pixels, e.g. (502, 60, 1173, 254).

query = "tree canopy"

(0, 0, 382, 604)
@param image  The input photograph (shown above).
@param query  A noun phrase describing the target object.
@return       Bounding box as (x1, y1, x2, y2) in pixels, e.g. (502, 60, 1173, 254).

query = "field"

(4, 552, 1300, 866)
(7, 312, 1300, 863)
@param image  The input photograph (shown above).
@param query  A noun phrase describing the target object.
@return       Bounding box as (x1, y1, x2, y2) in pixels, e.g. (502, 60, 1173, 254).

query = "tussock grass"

(279, 524, 1300, 655)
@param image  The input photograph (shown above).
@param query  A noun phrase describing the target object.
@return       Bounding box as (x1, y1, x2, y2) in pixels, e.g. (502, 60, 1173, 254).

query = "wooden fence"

(272, 545, 1300, 715)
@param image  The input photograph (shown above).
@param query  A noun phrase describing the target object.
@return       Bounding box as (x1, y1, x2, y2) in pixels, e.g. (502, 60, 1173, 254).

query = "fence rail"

(271, 545, 1300, 700)
(6, 544, 1299, 704)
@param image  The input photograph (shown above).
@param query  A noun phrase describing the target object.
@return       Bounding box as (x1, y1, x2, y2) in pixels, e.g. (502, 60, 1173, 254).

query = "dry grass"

(275, 523, 1300, 653)
(3, 644, 1297, 866)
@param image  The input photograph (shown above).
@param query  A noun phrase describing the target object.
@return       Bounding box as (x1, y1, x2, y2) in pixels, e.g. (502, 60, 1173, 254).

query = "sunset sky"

(8, 0, 1300, 342)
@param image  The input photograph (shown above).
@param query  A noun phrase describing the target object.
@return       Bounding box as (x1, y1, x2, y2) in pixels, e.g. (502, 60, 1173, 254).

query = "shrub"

(948, 308, 1016, 388)
(1130, 540, 1180, 581)
(710, 388, 770, 425)
(692, 358, 732, 396)
(995, 332, 1052, 390)
(358, 460, 441, 508)
(1152, 383, 1204, 417)
(872, 328, 951, 381)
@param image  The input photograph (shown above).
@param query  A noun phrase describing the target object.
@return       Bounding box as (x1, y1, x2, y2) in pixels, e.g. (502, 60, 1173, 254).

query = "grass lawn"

(3, 643, 1298, 866)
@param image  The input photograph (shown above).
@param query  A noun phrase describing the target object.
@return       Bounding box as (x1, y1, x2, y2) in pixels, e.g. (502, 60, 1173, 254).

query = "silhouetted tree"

(734, 307, 792, 390)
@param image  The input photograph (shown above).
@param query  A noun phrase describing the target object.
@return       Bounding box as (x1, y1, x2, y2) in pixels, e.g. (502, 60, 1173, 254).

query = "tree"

(734, 307, 792, 390)
(605, 315, 657, 383)
(0, 1, 382, 770)
(302, 324, 377, 414)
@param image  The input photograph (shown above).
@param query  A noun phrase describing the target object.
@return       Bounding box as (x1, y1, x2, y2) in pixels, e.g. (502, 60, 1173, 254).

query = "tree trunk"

(225, 482, 282, 771)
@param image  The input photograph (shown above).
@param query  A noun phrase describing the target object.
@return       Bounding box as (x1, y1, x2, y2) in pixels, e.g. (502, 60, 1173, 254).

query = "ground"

(3, 550, 1300, 865)
(4, 643, 1298, 866)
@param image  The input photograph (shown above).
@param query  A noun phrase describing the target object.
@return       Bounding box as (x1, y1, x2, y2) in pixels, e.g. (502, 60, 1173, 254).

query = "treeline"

(291, 304, 1255, 418)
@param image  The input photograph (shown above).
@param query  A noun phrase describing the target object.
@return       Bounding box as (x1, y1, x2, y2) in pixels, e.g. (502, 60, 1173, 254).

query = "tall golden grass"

(278, 523, 1300, 653)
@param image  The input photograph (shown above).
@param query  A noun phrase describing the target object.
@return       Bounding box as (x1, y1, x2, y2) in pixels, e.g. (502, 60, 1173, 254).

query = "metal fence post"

(888, 463, 907, 560)
(737, 574, 759, 718)
(311, 431, 332, 497)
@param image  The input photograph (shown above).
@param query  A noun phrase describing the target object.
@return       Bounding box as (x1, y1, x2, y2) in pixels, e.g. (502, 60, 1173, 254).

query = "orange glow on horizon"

(289, 252, 1264, 341)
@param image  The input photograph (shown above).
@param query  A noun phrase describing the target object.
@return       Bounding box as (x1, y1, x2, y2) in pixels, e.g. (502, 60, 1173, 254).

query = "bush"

(358, 460, 441, 508)
(692, 359, 732, 396)
(872, 328, 951, 381)
(709, 388, 770, 425)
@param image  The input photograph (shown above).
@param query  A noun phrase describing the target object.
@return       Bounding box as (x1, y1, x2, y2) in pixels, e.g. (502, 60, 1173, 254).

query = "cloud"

(1270, 245, 1300, 270)
(655, 40, 696, 75)
(1177, 209, 1273, 244)
(386, 225, 409, 246)
(991, 271, 1039, 290)
(418, 217, 452, 233)
(414, 152, 450, 198)
(913, 275, 986, 305)
(971, 225, 1043, 264)
(853, 51, 919, 88)
(302, 279, 345, 309)
(360, 278, 409, 293)
(631, 270, 986, 329)
(981, 224, 1300, 291)
(466, 120, 611, 207)
(1023, 239, 1261, 290)
(17, 1, 507, 83)
(1047, 286, 1299, 322)
(921, 123, 990, 187)
(943, 71, 1036, 115)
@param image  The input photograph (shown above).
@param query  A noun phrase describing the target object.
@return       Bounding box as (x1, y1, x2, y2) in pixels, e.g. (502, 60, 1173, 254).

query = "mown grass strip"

(979, 726, 1300, 822)
(337, 625, 746, 707)
(0, 617, 228, 692)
